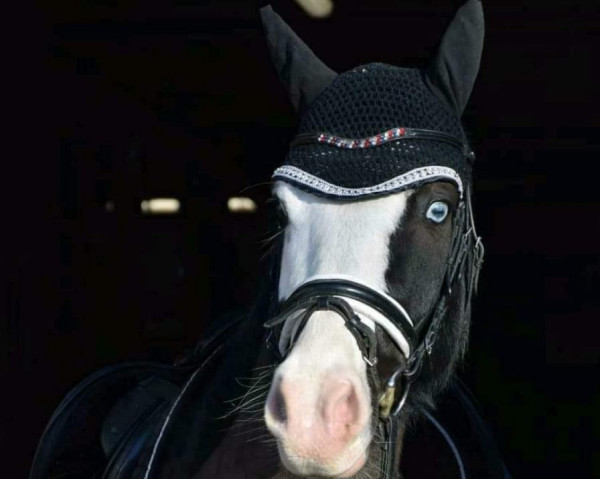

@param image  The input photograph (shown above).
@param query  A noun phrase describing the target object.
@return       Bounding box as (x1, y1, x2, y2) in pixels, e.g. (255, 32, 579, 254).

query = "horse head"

(259, 1, 485, 477)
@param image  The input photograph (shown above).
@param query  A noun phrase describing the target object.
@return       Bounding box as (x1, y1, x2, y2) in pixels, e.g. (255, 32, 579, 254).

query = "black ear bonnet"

(260, 0, 484, 200)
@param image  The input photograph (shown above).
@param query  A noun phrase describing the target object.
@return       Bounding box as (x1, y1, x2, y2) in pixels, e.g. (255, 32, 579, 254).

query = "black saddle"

(29, 317, 241, 479)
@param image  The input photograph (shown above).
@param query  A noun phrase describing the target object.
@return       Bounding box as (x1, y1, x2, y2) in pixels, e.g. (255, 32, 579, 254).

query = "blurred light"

(295, 0, 334, 18)
(227, 197, 257, 213)
(141, 198, 180, 215)
(104, 201, 115, 212)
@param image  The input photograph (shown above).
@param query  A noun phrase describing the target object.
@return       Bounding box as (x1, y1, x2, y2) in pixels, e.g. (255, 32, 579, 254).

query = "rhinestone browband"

(291, 127, 475, 162)
(272, 165, 464, 199)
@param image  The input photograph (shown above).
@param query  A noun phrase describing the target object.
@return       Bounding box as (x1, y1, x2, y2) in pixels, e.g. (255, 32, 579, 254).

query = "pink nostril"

(267, 379, 287, 424)
(322, 381, 361, 440)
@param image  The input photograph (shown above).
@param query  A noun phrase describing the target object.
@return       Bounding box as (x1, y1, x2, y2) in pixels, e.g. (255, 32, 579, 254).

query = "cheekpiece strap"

(291, 127, 475, 163)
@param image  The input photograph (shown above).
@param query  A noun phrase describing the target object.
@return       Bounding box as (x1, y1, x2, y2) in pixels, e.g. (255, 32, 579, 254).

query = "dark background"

(3, 0, 598, 477)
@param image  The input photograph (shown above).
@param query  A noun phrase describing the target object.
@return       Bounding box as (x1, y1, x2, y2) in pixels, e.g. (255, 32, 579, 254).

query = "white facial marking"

(276, 182, 410, 300)
(265, 182, 411, 476)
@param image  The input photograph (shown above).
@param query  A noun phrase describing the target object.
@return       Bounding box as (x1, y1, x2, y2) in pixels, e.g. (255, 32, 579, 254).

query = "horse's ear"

(260, 5, 337, 112)
(424, 0, 484, 115)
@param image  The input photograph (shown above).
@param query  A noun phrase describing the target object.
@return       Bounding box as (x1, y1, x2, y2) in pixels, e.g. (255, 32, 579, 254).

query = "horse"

(30, 1, 510, 478)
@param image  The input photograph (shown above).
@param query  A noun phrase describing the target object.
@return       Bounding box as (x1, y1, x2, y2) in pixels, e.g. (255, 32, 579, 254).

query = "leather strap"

(267, 278, 416, 354)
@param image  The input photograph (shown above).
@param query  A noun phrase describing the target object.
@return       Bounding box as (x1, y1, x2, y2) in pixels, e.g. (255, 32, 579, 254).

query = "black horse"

(30, 1, 510, 478)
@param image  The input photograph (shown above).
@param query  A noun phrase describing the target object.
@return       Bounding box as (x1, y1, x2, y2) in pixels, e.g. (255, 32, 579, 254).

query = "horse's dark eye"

(425, 201, 449, 224)
(268, 197, 288, 230)
(276, 203, 288, 229)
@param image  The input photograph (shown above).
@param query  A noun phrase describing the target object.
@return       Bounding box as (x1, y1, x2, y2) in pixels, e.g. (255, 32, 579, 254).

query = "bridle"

(264, 127, 484, 478)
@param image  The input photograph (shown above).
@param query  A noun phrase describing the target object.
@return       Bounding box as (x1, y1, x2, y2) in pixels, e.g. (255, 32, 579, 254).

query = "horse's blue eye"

(426, 201, 449, 224)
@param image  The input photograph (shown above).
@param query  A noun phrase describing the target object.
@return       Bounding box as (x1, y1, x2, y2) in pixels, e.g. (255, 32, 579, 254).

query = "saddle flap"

(101, 376, 180, 458)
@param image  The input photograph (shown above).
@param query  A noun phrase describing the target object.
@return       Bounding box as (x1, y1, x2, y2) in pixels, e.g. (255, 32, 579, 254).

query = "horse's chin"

(275, 436, 370, 478)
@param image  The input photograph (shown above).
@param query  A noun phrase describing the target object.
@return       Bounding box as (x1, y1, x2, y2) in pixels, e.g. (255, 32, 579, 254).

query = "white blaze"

(276, 181, 410, 300)
(266, 182, 411, 477)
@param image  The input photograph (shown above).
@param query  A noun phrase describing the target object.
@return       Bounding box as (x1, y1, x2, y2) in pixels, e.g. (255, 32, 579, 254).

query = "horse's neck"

(193, 348, 287, 479)
(193, 412, 281, 478)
